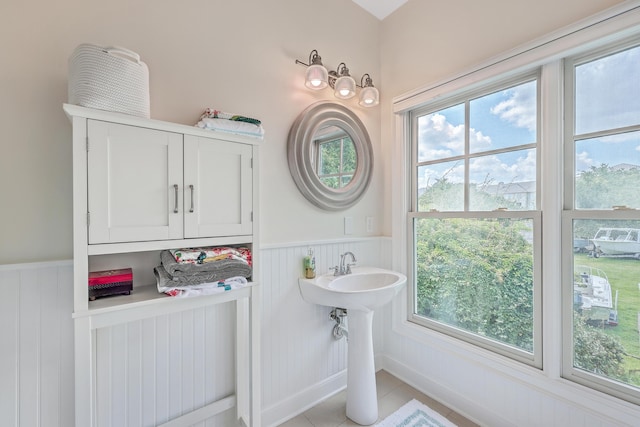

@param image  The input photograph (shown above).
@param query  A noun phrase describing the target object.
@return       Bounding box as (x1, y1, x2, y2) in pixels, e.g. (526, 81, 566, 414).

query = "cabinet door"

(184, 135, 253, 238)
(87, 120, 184, 244)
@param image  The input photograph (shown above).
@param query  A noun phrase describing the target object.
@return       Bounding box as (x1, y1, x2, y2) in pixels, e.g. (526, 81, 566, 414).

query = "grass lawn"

(574, 253, 640, 385)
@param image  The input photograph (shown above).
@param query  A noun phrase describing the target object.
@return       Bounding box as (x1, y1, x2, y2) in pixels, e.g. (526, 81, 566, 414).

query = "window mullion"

(464, 100, 470, 211)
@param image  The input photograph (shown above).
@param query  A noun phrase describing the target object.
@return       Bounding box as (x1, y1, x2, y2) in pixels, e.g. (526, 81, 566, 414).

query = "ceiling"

(351, 0, 408, 20)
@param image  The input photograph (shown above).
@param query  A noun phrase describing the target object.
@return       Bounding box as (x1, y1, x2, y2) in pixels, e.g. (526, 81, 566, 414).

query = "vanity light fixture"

(358, 74, 379, 107)
(331, 63, 356, 99)
(302, 49, 328, 90)
(295, 49, 379, 107)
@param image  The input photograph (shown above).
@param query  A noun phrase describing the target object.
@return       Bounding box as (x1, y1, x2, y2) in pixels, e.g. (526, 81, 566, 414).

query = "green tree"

(573, 312, 625, 377)
(415, 217, 534, 351)
(576, 165, 640, 210)
(573, 165, 640, 239)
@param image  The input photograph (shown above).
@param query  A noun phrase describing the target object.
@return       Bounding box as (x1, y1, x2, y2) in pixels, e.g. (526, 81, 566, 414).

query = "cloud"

(418, 162, 464, 189)
(469, 149, 536, 184)
(490, 83, 537, 132)
(576, 150, 595, 171)
(418, 113, 491, 160)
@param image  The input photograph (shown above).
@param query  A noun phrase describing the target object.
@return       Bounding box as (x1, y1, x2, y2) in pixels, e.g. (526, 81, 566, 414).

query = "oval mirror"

(287, 101, 373, 210)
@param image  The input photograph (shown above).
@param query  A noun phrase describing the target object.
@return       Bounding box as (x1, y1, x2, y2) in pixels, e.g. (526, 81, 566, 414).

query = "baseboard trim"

(378, 354, 511, 427)
(261, 370, 347, 427)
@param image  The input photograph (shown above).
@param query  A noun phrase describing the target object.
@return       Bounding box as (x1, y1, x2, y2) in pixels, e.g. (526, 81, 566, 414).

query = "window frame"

(407, 72, 543, 367)
(561, 36, 640, 405)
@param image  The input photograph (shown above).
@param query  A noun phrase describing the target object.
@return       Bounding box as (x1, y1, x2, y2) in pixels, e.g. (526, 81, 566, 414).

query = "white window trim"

(390, 1, 640, 418)
(407, 71, 543, 366)
(561, 38, 640, 404)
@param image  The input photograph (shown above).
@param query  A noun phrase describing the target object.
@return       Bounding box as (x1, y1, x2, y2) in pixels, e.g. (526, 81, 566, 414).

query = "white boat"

(573, 265, 618, 325)
(591, 228, 640, 257)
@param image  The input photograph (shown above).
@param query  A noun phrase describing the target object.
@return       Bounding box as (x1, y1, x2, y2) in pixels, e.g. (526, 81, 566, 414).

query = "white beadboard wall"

(94, 304, 237, 427)
(0, 238, 388, 427)
(0, 261, 75, 427)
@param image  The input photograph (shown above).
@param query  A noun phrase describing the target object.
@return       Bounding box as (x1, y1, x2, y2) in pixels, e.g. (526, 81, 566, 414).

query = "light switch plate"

(344, 216, 353, 235)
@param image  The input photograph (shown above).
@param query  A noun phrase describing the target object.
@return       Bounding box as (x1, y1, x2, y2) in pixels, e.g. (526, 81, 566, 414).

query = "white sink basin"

(299, 267, 407, 312)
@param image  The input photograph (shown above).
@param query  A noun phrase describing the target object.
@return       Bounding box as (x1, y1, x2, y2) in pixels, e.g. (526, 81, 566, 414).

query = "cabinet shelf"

(74, 283, 255, 329)
(87, 235, 253, 255)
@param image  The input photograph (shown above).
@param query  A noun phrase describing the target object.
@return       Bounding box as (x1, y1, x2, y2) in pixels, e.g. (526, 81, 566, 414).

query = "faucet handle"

(330, 266, 340, 276)
(345, 262, 356, 274)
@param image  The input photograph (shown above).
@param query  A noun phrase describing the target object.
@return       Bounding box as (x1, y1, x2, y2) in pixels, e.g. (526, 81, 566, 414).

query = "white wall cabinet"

(87, 121, 253, 244)
(65, 104, 261, 427)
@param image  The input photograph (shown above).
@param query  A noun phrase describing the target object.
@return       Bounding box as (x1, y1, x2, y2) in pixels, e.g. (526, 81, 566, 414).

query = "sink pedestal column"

(346, 309, 377, 425)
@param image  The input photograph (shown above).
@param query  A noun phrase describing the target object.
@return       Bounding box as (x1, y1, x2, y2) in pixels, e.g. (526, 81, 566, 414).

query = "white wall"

(0, 0, 382, 264)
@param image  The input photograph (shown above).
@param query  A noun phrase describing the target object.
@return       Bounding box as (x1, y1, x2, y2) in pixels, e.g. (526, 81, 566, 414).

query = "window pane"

(318, 140, 341, 175)
(571, 219, 640, 391)
(470, 80, 537, 153)
(320, 176, 339, 189)
(342, 138, 356, 173)
(415, 217, 535, 352)
(575, 45, 640, 135)
(575, 131, 640, 209)
(417, 160, 465, 211)
(469, 149, 536, 211)
(417, 103, 465, 162)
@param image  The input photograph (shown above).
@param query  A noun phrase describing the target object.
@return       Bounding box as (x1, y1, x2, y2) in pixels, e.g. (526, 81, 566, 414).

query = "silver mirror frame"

(287, 101, 373, 211)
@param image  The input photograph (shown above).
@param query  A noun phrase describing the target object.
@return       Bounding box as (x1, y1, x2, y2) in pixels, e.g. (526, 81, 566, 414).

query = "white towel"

(160, 276, 248, 298)
(196, 118, 264, 138)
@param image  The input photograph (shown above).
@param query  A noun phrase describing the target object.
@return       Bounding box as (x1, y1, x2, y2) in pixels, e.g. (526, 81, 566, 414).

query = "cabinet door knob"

(173, 184, 179, 213)
(189, 185, 195, 213)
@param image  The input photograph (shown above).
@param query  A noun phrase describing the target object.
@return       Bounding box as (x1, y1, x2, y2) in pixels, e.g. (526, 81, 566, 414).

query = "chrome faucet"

(334, 251, 357, 275)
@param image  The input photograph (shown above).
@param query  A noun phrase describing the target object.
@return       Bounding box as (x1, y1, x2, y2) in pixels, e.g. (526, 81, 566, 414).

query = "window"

(314, 127, 356, 189)
(563, 39, 640, 403)
(409, 75, 542, 366)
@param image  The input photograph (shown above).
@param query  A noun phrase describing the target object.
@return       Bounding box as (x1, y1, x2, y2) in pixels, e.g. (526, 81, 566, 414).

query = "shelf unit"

(64, 104, 261, 427)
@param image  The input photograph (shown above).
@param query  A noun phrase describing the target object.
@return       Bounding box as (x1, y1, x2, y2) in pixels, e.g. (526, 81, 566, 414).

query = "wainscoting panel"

(95, 303, 237, 427)
(259, 238, 384, 427)
(0, 261, 75, 427)
(1, 238, 388, 427)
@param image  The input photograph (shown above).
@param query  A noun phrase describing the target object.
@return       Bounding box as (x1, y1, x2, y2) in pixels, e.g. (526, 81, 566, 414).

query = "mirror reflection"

(287, 101, 373, 211)
(313, 125, 357, 189)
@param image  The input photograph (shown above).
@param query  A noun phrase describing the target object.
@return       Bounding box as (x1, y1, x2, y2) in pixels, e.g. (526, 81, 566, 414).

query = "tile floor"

(277, 370, 479, 427)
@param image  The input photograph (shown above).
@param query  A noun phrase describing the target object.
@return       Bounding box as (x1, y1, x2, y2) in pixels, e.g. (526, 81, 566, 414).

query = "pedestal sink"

(298, 267, 407, 425)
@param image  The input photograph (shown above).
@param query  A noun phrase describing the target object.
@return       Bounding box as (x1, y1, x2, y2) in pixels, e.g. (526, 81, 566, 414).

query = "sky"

(417, 44, 640, 189)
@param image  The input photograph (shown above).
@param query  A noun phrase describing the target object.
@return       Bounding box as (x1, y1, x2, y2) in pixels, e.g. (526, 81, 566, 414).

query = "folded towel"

(196, 118, 264, 138)
(160, 275, 249, 298)
(154, 262, 252, 287)
(168, 247, 252, 266)
(161, 251, 252, 278)
(200, 108, 261, 125)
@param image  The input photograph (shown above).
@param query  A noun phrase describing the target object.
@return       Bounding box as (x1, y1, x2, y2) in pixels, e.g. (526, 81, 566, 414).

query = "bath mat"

(375, 399, 457, 427)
